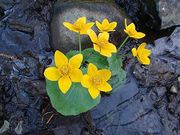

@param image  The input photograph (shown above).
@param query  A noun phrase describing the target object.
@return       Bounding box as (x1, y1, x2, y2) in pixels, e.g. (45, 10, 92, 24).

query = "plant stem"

(78, 32, 82, 53)
(118, 36, 129, 52)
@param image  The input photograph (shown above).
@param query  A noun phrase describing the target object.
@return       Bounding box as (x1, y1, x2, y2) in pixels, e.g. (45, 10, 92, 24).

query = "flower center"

(60, 64, 70, 75)
(129, 29, 136, 35)
(74, 23, 84, 31)
(91, 76, 102, 86)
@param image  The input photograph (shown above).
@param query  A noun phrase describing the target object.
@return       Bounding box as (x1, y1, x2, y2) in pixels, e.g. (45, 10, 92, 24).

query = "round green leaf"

(108, 54, 126, 91)
(46, 80, 101, 116)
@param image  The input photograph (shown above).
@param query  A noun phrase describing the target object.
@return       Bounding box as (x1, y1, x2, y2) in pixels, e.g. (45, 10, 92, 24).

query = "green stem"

(118, 36, 129, 52)
(78, 32, 82, 53)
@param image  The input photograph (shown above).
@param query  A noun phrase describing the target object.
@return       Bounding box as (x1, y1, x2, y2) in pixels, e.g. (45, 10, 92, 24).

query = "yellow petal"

(107, 43, 117, 53)
(126, 23, 136, 32)
(124, 18, 127, 29)
(87, 29, 98, 43)
(58, 76, 72, 94)
(108, 22, 117, 30)
(98, 82, 112, 92)
(44, 67, 61, 81)
(75, 16, 86, 25)
(98, 32, 109, 41)
(102, 19, 109, 26)
(96, 21, 102, 31)
(81, 74, 91, 88)
(88, 87, 100, 99)
(63, 22, 78, 33)
(88, 63, 97, 75)
(80, 22, 95, 34)
(93, 44, 100, 52)
(132, 48, 137, 57)
(98, 69, 111, 81)
(138, 56, 150, 65)
(55, 50, 68, 68)
(70, 68, 83, 82)
(100, 48, 112, 57)
(69, 54, 83, 68)
(132, 32, 145, 39)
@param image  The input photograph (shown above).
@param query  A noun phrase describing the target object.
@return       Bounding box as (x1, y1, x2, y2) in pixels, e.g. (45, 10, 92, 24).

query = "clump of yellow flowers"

(44, 17, 151, 116)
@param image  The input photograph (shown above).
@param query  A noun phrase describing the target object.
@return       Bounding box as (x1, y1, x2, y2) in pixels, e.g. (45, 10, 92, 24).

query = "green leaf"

(66, 50, 79, 59)
(108, 54, 126, 91)
(178, 77, 180, 82)
(82, 48, 108, 69)
(46, 80, 100, 116)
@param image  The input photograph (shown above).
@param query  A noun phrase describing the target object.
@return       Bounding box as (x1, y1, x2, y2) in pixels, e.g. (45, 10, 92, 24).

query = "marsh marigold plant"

(44, 50, 83, 94)
(132, 43, 151, 65)
(63, 17, 94, 34)
(88, 29, 117, 57)
(44, 17, 151, 116)
(81, 63, 112, 99)
(96, 18, 117, 32)
(124, 19, 145, 39)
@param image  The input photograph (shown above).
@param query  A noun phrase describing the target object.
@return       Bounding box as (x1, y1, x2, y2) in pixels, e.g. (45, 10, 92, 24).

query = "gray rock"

(157, 0, 180, 29)
(134, 27, 180, 87)
(51, 0, 129, 53)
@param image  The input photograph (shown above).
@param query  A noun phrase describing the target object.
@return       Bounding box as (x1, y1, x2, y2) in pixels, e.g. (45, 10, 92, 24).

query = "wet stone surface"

(0, 0, 180, 135)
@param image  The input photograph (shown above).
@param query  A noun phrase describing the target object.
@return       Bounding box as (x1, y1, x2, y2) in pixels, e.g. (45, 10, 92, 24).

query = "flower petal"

(96, 21, 102, 31)
(126, 23, 136, 32)
(87, 29, 98, 43)
(81, 74, 91, 88)
(75, 16, 86, 25)
(132, 32, 145, 39)
(93, 44, 100, 52)
(102, 19, 109, 26)
(98, 69, 111, 81)
(88, 63, 98, 75)
(63, 22, 78, 33)
(109, 22, 117, 30)
(98, 82, 112, 92)
(107, 43, 117, 53)
(100, 48, 112, 57)
(124, 18, 128, 29)
(80, 22, 95, 34)
(58, 76, 72, 94)
(138, 56, 151, 65)
(44, 67, 61, 81)
(70, 68, 83, 82)
(69, 54, 83, 68)
(132, 48, 137, 57)
(88, 87, 100, 99)
(55, 50, 68, 68)
(98, 32, 109, 41)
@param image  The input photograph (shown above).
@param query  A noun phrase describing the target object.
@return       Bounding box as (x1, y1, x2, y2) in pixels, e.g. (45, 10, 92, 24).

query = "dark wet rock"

(157, 0, 180, 29)
(134, 27, 180, 87)
(115, 0, 180, 30)
(115, 0, 161, 31)
(51, 0, 130, 53)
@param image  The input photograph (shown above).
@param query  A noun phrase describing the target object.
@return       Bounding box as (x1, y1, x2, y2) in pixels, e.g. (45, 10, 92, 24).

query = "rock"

(157, 0, 180, 29)
(51, 0, 130, 53)
(115, 0, 180, 30)
(133, 27, 180, 87)
(115, 0, 161, 31)
(170, 86, 178, 94)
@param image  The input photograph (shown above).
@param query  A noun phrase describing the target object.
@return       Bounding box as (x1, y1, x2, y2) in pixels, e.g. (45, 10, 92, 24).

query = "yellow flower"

(96, 19, 117, 32)
(81, 63, 112, 99)
(63, 17, 94, 34)
(132, 43, 151, 65)
(44, 50, 83, 94)
(88, 29, 117, 57)
(124, 19, 145, 39)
